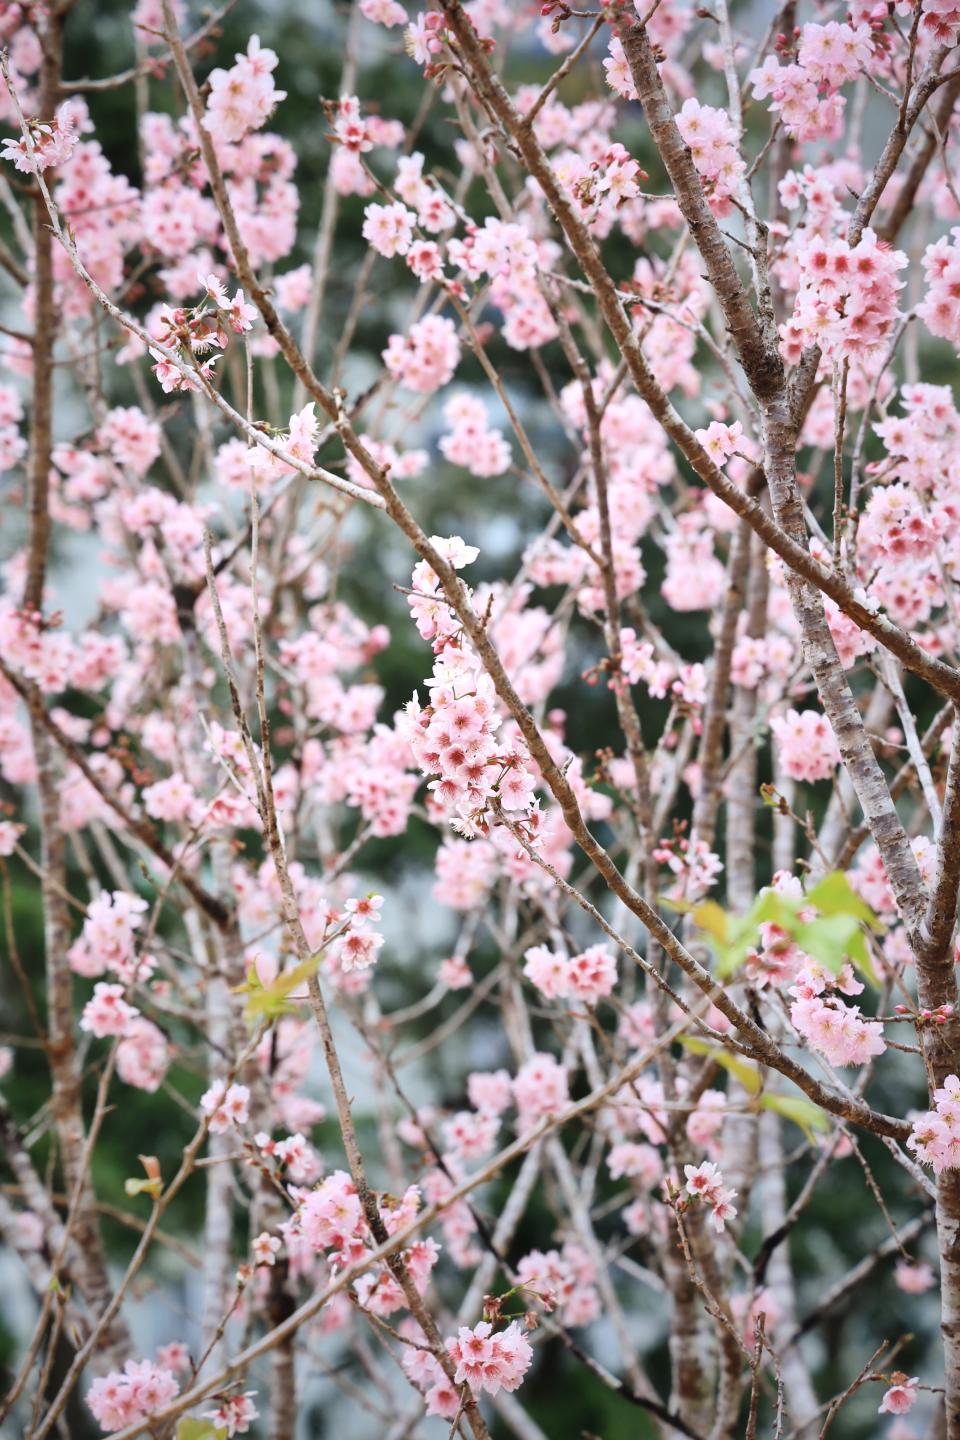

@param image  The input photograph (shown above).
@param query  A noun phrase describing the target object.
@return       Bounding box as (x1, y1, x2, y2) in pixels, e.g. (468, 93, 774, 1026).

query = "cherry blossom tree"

(2, 0, 960, 1436)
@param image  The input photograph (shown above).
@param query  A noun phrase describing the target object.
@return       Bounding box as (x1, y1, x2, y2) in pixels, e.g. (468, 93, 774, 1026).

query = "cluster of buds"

(418, 10, 449, 56)
(482, 1290, 541, 1332)
(16, 604, 58, 632)
(581, 655, 617, 688)
(896, 1002, 956, 1027)
(856, 2, 894, 51)
(774, 25, 802, 54)
(106, 733, 155, 789)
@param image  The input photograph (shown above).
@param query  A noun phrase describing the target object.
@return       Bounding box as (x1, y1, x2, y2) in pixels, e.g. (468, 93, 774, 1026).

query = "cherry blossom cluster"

(750, 22, 873, 141)
(908, 1075, 960, 1174)
(67, 890, 149, 980)
(291, 1171, 441, 1320)
(789, 964, 886, 1067)
(401, 539, 544, 834)
(515, 1243, 600, 1326)
(439, 394, 511, 478)
(675, 100, 745, 211)
(652, 831, 724, 902)
(204, 1392, 260, 1436)
(523, 942, 618, 1004)
(201, 1081, 252, 1134)
(149, 277, 257, 393)
(446, 1319, 534, 1396)
(383, 314, 461, 393)
(1, 0, 958, 1432)
(80, 983, 140, 1040)
(780, 230, 907, 364)
(204, 35, 286, 143)
(86, 1359, 179, 1432)
(683, 1161, 739, 1233)
(920, 229, 960, 348)
(769, 709, 841, 783)
(0, 100, 79, 172)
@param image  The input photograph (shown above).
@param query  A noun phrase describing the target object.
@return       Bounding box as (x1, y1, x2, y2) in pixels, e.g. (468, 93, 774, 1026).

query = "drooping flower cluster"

(298, 1169, 364, 1254)
(512, 1052, 570, 1127)
(116, 1018, 171, 1092)
(652, 832, 724, 902)
(67, 890, 149, 979)
(204, 1392, 260, 1436)
(515, 1242, 600, 1326)
(448, 215, 557, 351)
(200, 1081, 251, 1133)
(80, 982, 140, 1039)
(401, 539, 544, 836)
(148, 276, 257, 394)
(362, 200, 416, 258)
(694, 419, 743, 467)
(295, 1172, 441, 1318)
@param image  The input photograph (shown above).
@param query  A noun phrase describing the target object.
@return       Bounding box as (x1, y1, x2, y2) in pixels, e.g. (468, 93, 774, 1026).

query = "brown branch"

(619, 21, 782, 401)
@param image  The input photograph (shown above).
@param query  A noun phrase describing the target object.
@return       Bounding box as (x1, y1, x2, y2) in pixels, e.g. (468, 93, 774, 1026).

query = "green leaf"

(176, 1421, 225, 1440)
(669, 872, 881, 983)
(678, 1038, 763, 1096)
(760, 1093, 830, 1143)
(123, 1154, 162, 1200)
(658, 895, 696, 915)
(124, 1176, 162, 1199)
(707, 890, 799, 977)
(805, 872, 882, 931)
(241, 954, 320, 1024)
(689, 900, 729, 945)
(794, 913, 879, 986)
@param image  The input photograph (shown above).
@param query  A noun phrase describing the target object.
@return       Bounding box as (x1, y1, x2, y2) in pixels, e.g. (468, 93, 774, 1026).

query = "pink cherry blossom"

(204, 36, 286, 142)
(446, 1319, 533, 1395)
(79, 983, 139, 1039)
(878, 1377, 919, 1415)
(201, 1080, 251, 1133)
